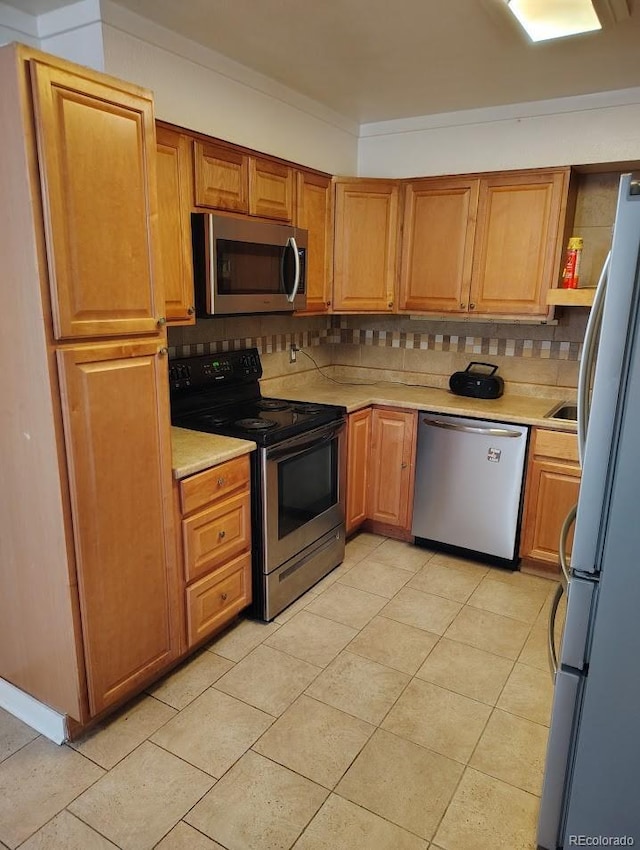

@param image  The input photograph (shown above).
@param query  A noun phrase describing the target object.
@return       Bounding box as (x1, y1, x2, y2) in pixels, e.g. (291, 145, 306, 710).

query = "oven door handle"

(266, 421, 344, 462)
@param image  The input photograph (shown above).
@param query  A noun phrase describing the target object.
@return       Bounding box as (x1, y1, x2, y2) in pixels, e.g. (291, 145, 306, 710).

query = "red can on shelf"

(562, 237, 583, 289)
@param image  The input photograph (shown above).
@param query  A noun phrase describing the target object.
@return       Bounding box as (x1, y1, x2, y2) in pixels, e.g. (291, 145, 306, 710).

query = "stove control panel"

(169, 348, 263, 393)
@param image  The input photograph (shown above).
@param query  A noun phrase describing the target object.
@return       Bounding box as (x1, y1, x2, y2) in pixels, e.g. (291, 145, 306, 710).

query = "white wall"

(0, 1, 39, 47)
(358, 88, 640, 177)
(100, 1, 358, 175)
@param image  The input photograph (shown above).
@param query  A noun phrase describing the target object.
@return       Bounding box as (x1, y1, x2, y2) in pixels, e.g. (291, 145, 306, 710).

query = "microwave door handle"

(285, 236, 301, 303)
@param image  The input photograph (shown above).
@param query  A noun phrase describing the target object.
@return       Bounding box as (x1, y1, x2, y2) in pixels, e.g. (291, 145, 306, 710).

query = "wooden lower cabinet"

(346, 408, 372, 535)
(176, 454, 252, 648)
(520, 428, 581, 574)
(368, 407, 417, 533)
(57, 341, 180, 716)
(345, 406, 418, 538)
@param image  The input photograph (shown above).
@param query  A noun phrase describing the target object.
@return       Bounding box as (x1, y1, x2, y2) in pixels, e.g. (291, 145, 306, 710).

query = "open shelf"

(546, 288, 595, 307)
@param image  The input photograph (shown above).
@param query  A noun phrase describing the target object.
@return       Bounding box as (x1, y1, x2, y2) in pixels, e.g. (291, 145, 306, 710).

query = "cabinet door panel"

(333, 180, 399, 312)
(249, 157, 294, 221)
(57, 342, 178, 715)
(521, 459, 581, 567)
(156, 126, 195, 324)
(400, 179, 478, 313)
(368, 408, 417, 530)
(296, 171, 332, 313)
(346, 408, 372, 535)
(194, 140, 249, 212)
(470, 170, 568, 316)
(31, 61, 161, 339)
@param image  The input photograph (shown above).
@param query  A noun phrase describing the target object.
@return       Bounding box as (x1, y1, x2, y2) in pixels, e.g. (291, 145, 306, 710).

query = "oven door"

(262, 419, 345, 573)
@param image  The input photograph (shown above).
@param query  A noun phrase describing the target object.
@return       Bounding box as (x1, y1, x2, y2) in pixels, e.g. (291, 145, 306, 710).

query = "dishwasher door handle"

(421, 417, 523, 438)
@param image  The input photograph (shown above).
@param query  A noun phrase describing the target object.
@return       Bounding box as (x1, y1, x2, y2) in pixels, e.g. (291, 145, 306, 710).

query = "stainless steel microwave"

(192, 213, 307, 315)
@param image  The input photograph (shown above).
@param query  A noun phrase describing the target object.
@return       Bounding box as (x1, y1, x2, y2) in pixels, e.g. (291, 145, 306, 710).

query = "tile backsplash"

(168, 310, 588, 394)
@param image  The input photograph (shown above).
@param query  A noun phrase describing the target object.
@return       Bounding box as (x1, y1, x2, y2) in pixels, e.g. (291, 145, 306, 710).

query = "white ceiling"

(9, 0, 640, 123)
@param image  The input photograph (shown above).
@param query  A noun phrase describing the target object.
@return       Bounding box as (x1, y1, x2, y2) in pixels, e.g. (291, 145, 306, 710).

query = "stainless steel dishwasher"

(411, 413, 529, 565)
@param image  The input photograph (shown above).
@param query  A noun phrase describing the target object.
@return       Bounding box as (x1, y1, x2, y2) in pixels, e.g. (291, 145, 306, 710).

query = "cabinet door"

(368, 408, 417, 530)
(469, 169, 569, 316)
(346, 408, 372, 535)
(296, 171, 332, 313)
(249, 157, 294, 221)
(156, 126, 195, 325)
(400, 178, 479, 313)
(30, 60, 162, 340)
(57, 341, 179, 716)
(194, 140, 249, 212)
(333, 179, 399, 312)
(520, 458, 581, 570)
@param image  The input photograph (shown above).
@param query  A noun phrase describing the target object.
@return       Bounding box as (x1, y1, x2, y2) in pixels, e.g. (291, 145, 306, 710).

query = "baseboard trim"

(0, 678, 67, 744)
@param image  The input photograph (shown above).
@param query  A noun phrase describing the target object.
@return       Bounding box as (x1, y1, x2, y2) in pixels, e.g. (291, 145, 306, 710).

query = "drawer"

(533, 429, 579, 463)
(180, 454, 250, 515)
(183, 491, 251, 583)
(186, 551, 252, 647)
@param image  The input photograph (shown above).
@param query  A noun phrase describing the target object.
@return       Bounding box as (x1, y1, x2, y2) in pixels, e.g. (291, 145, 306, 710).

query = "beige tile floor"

(0, 533, 564, 850)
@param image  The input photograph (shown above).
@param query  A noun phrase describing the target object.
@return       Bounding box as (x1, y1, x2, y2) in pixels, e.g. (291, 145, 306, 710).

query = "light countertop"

(171, 427, 255, 480)
(171, 377, 575, 479)
(262, 375, 577, 431)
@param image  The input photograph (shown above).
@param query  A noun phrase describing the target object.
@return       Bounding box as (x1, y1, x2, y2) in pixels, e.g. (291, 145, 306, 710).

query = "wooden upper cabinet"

(333, 179, 400, 312)
(469, 169, 569, 316)
(194, 140, 249, 213)
(346, 408, 372, 535)
(156, 126, 195, 325)
(30, 60, 162, 340)
(400, 178, 479, 313)
(368, 408, 417, 531)
(56, 340, 179, 715)
(295, 171, 332, 313)
(249, 157, 294, 221)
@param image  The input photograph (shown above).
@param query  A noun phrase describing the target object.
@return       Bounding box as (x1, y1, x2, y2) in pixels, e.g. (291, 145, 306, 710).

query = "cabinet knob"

(158, 347, 168, 357)
(221, 592, 228, 601)
(218, 529, 226, 539)
(401, 462, 408, 469)
(156, 316, 167, 327)
(388, 302, 393, 309)
(217, 477, 225, 486)
(460, 302, 466, 310)
(187, 306, 195, 315)
(326, 301, 331, 307)
(469, 303, 476, 310)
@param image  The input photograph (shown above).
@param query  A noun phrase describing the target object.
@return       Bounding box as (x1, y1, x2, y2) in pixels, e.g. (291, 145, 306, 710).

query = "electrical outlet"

(289, 344, 299, 364)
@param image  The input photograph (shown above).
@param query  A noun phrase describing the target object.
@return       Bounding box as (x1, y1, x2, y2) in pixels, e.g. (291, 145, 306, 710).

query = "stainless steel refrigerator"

(538, 173, 640, 848)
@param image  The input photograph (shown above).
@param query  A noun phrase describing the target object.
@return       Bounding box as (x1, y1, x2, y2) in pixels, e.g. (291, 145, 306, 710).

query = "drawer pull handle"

(221, 592, 228, 601)
(217, 477, 225, 486)
(218, 530, 226, 539)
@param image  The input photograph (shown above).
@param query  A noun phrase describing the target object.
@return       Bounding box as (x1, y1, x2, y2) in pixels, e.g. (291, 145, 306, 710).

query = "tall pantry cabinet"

(0, 45, 180, 724)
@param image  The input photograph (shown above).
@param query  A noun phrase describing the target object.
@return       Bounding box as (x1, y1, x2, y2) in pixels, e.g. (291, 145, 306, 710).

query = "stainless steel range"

(169, 349, 346, 621)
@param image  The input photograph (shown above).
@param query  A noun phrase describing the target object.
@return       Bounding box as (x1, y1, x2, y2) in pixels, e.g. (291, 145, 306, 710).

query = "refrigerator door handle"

(577, 251, 610, 466)
(547, 582, 565, 682)
(558, 504, 576, 588)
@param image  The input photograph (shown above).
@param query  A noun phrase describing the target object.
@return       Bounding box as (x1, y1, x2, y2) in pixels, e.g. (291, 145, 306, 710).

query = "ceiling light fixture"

(506, 0, 602, 42)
